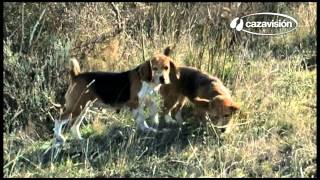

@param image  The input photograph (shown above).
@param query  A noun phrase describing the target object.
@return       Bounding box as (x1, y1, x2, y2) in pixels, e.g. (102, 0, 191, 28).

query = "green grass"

(3, 55, 316, 178)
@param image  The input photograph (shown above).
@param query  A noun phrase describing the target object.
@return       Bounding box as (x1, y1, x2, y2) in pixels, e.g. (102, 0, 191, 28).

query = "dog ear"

(138, 61, 152, 81)
(229, 102, 240, 114)
(210, 95, 240, 114)
(192, 97, 210, 108)
(169, 60, 180, 81)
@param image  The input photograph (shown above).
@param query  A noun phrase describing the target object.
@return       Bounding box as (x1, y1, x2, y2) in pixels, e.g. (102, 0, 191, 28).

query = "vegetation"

(3, 2, 316, 178)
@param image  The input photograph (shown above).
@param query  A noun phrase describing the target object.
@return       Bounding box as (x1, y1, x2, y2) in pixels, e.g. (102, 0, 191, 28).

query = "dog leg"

(135, 81, 158, 132)
(70, 118, 84, 140)
(53, 119, 68, 145)
(70, 100, 94, 140)
(143, 95, 159, 128)
(174, 110, 183, 124)
(149, 84, 161, 127)
(132, 107, 156, 133)
(171, 96, 187, 125)
(138, 81, 152, 99)
(164, 112, 175, 122)
(150, 99, 159, 128)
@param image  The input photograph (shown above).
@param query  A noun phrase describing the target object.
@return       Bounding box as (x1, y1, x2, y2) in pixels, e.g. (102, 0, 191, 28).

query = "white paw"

(149, 114, 159, 127)
(138, 122, 157, 133)
(77, 136, 84, 140)
(70, 127, 83, 140)
(165, 114, 175, 123)
(55, 135, 65, 146)
(144, 127, 158, 133)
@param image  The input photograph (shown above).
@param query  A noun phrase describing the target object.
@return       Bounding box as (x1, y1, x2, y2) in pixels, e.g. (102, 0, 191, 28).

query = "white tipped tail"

(70, 58, 80, 79)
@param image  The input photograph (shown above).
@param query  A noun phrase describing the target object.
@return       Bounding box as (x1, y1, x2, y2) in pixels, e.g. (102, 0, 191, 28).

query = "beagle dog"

(159, 49, 240, 128)
(54, 50, 179, 145)
(140, 49, 180, 127)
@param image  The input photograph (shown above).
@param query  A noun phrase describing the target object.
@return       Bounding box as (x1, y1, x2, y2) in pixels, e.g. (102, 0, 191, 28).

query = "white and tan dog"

(54, 51, 179, 145)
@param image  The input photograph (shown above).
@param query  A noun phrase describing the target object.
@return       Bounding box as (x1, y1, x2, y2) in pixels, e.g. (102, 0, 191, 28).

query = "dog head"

(209, 95, 240, 124)
(139, 46, 179, 84)
(150, 54, 179, 84)
(147, 46, 179, 85)
(193, 95, 240, 125)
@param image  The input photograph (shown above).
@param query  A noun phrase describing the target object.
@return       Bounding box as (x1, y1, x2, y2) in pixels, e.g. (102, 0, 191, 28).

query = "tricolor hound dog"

(159, 48, 240, 129)
(54, 51, 179, 145)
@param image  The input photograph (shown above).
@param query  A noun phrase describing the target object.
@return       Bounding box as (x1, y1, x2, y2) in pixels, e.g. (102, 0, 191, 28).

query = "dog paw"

(54, 136, 65, 146)
(147, 127, 158, 133)
(139, 126, 158, 134)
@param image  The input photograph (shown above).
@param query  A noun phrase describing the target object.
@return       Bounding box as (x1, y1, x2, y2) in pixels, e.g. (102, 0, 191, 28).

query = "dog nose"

(159, 76, 165, 84)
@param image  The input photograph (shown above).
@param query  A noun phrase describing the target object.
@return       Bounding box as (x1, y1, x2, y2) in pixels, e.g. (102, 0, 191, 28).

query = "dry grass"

(3, 55, 316, 178)
(3, 2, 317, 178)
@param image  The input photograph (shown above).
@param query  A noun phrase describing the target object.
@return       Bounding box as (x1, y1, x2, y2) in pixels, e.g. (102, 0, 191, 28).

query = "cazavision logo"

(230, 12, 298, 36)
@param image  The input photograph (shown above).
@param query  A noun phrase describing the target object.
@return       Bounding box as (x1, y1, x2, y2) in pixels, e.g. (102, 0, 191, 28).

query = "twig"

(29, 8, 46, 48)
(140, 17, 145, 62)
(46, 95, 62, 108)
(302, 103, 316, 109)
(111, 2, 122, 30)
(19, 3, 25, 55)
(10, 108, 24, 122)
(9, 149, 22, 177)
(136, 147, 148, 161)
(47, 111, 56, 122)
(7, 24, 22, 39)
(20, 155, 45, 172)
(251, 67, 279, 89)
(169, 159, 188, 165)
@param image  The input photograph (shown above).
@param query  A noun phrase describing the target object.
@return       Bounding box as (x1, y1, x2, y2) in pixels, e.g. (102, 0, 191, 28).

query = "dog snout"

(159, 76, 165, 84)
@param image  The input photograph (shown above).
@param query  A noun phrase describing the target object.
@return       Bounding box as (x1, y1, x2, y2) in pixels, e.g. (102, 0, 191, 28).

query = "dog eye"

(152, 67, 158, 71)
(163, 66, 168, 70)
(224, 114, 231, 118)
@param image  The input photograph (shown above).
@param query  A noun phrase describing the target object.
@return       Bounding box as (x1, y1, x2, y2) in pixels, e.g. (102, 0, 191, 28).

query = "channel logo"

(230, 12, 298, 36)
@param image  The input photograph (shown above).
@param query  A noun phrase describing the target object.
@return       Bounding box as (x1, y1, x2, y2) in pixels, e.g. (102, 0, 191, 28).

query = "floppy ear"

(229, 102, 240, 114)
(138, 61, 152, 81)
(209, 96, 223, 112)
(169, 60, 180, 81)
(192, 97, 210, 108)
(210, 95, 240, 114)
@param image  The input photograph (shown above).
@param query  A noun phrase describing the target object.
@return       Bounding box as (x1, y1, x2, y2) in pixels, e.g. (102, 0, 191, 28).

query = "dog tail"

(70, 58, 81, 80)
(163, 44, 175, 56)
